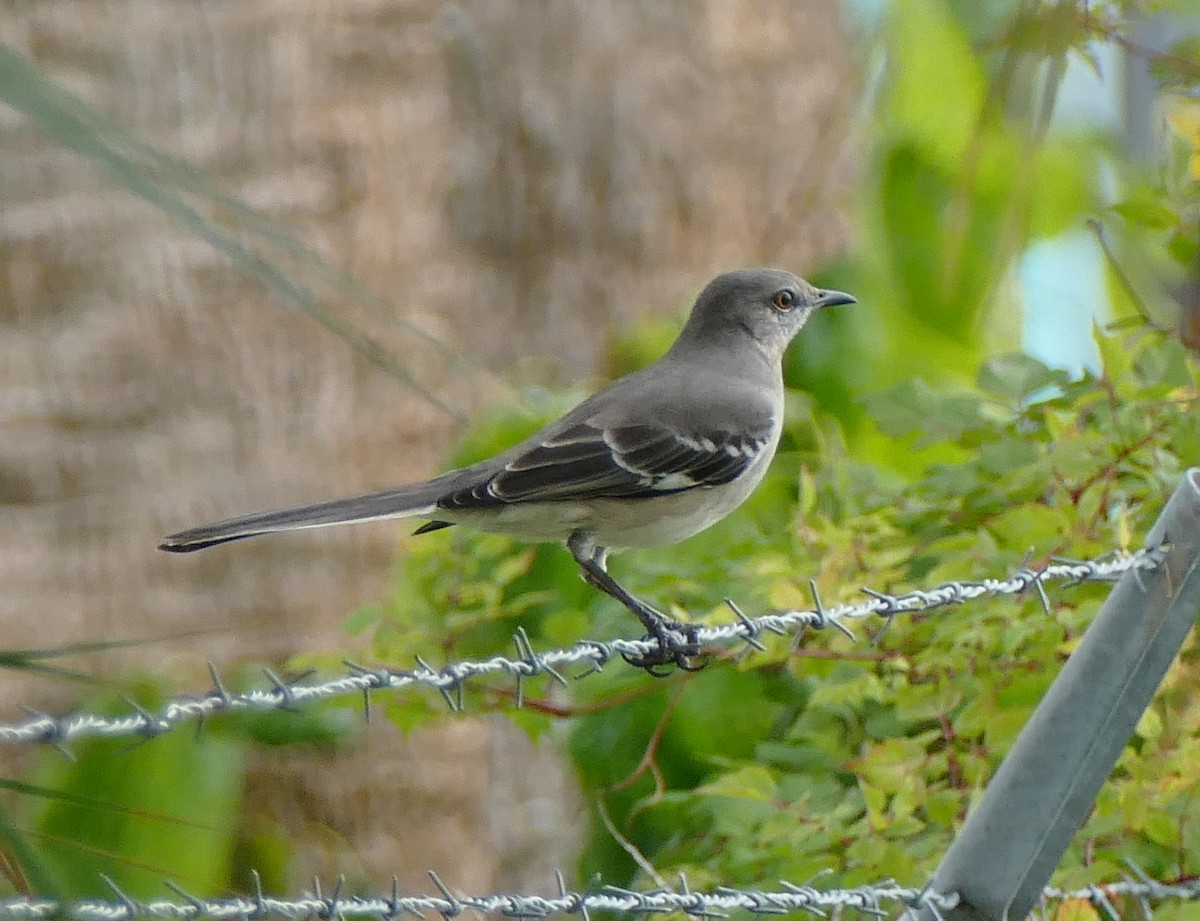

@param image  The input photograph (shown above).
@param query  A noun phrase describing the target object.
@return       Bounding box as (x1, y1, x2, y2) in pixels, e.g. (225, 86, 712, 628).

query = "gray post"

(910, 468, 1200, 921)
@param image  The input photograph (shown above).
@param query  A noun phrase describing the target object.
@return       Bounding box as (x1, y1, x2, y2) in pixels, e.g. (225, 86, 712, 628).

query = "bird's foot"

(565, 535, 707, 675)
(621, 617, 706, 676)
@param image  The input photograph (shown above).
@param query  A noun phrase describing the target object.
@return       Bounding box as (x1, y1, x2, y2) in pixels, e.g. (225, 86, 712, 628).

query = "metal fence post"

(909, 468, 1200, 921)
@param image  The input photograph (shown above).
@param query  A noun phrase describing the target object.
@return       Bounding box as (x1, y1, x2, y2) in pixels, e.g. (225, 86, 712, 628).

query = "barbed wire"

(0, 870, 1197, 921)
(0, 546, 1165, 750)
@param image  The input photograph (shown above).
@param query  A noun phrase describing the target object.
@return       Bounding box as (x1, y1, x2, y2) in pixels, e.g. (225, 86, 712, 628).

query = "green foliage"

(358, 0, 1200, 900)
(844, 0, 1102, 389)
(29, 731, 244, 897)
(0, 679, 352, 898)
(586, 328, 1199, 889)
(364, 325, 1200, 890)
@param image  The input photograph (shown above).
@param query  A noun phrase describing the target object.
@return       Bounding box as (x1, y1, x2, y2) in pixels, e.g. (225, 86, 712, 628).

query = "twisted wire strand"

(0, 546, 1165, 748)
(0, 873, 1195, 921)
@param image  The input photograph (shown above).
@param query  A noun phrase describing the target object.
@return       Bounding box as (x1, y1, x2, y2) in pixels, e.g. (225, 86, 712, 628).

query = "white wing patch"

(652, 472, 700, 491)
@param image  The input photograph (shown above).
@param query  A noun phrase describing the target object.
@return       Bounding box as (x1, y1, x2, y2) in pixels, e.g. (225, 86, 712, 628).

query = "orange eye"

(772, 289, 796, 310)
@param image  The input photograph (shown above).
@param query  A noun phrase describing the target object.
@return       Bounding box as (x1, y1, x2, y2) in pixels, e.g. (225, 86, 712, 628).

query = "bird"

(160, 268, 856, 671)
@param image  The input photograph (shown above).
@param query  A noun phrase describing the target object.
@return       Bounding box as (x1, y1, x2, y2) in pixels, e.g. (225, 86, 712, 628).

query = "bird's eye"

(771, 289, 796, 311)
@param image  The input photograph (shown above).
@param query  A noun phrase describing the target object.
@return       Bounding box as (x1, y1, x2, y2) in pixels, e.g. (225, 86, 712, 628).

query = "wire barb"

(99, 874, 140, 919)
(162, 881, 207, 917)
(725, 598, 767, 651)
(426, 872, 463, 919)
(262, 668, 297, 710)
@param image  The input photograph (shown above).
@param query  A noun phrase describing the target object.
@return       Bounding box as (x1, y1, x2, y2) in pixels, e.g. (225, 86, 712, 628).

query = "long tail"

(159, 481, 450, 552)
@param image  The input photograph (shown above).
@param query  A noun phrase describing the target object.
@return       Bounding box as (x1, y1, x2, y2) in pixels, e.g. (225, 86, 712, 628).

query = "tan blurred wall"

(0, 0, 855, 893)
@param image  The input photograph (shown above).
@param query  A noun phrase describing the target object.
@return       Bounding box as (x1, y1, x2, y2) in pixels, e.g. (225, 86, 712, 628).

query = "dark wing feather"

(436, 422, 769, 510)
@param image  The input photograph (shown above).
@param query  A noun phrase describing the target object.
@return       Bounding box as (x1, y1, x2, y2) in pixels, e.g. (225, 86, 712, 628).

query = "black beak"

(814, 289, 857, 309)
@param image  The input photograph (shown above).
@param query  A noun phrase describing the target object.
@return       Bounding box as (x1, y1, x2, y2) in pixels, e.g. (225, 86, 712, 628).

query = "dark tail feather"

(160, 533, 250, 552)
(413, 520, 454, 535)
(159, 482, 447, 552)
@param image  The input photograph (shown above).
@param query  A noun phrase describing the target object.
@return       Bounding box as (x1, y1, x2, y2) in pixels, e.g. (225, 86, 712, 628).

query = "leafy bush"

(359, 326, 1199, 891)
(356, 0, 1200, 897)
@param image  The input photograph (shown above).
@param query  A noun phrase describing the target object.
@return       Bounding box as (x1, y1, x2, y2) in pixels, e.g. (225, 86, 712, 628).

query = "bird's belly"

(453, 501, 592, 543)
(585, 465, 769, 549)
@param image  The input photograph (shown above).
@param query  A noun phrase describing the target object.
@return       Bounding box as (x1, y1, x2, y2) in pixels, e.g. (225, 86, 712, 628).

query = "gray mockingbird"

(160, 267, 856, 670)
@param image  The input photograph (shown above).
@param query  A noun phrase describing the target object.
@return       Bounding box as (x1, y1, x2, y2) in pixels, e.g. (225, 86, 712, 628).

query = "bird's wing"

(435, 420, 774, 510)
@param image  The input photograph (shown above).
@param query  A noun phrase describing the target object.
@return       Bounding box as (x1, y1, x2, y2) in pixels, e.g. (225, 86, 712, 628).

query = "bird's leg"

(567, 531, 702, 674)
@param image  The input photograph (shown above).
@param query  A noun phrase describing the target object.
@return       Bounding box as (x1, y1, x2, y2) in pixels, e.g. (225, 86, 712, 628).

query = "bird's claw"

(621, 619, 706, 676)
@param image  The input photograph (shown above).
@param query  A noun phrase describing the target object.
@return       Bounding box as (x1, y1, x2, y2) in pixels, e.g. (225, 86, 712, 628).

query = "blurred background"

(1, 0, 1199, 909)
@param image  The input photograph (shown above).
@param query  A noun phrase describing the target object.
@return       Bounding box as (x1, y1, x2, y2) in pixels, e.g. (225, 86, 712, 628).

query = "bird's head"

(675, 267, 856, 363)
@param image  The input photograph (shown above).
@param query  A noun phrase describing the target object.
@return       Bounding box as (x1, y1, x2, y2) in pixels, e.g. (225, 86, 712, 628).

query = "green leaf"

(1093, 324, 1133, 385)
(923, 789, 963, 827)
(1110, 198, 1180, 231)
(977, 353, 1070, 402)
(987, 504, 1069, 549)
(884, 0, 985, 168)
(862, 378, 988, 444)
(696, 765, 778, 802)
